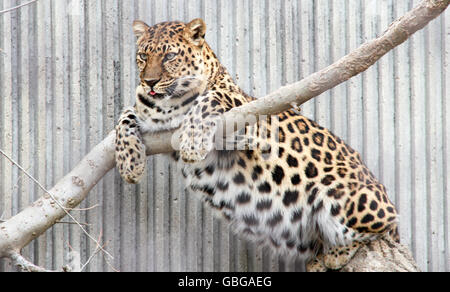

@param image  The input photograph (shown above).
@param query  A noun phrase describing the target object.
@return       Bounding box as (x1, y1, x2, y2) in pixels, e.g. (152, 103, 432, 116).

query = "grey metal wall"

(0, 0, 448, 272)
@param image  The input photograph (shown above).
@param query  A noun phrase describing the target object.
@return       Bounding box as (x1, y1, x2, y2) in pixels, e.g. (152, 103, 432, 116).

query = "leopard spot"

(321, 174, 335, 186)
(267, 211, 283, 227)
(256, 199, 272, 210)
(327, 137, 337, 150)
(252, 165, 263, 180)
(311, 149, 321, 162)
(278, 146, 285, 158)
(236, 191, 251, 204)
(303, 137, 309, 146)
(194, 168, 202, 178)
(297, 244, 308, 253)
(311, 200, 324, 214)
(324, 152, 333, 165)
(358, 171, 364, 182)
(371, 222, 384, 230)
(294, 119, 309, 134)
(387, 216, 396, 222)
(312, 132, 324, 146)
(272, 165, 285, 185)
(337, 168, 348, 178)
(346, 202, 355, 217)
(200, 185, 215, 196)
(291, 137, 302, 153)
(237, 158, 246, 168)
(369, 200, 378, 211)
(347, 217, 357, 228)
(287, 123, 295, 133)
(233, 172, 246, 185)
(307, 188, 318, 205)
(290, 174, 301, 185)
(205, 164, 215, 175)
(282, 190, 299, 207)
(358, 193, 367, 212)
(243, 214, 259, 226)
(305, 162, 318, 178)
(305, 182, 315, 192)
(278, 127, 286, 143)
(286, 240, 296, 249)
(291, 208, 303, 222)
(377, 209, 386, 219)
(361, 214, 375, 224)
(287, 154, 299, 167)
(217, 181, 229, 191)
(257, 181, 272, 193)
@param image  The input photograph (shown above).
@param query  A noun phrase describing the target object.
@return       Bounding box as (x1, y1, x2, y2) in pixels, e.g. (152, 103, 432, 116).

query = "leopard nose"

(144, 78, 160, 88)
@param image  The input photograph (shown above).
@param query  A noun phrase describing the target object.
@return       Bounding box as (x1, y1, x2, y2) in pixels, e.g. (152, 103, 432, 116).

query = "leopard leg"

(306, 255, 327, 272)
(179, 93, 224, 163)
(321, 241, 362, 271)
(115, 106, 146, 184)
(306, 242, 362, 272)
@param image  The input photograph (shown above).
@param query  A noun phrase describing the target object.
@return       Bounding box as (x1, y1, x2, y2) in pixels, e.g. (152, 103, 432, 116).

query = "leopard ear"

(133, 20, 149, 39)
(184, 18, 206, 47)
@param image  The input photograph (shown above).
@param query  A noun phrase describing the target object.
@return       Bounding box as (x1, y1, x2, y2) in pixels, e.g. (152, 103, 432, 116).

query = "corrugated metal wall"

(0, 0, 448, 272)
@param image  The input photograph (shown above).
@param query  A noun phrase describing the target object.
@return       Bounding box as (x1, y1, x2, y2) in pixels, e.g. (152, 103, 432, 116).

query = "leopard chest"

(175, 150, 354, 259)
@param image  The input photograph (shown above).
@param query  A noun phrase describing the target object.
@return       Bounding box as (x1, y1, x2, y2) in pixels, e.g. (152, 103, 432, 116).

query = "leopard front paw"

(179, 131, 214, 163)
(180, 148, 209, 163)
(115, 107, 147, 184)
(179, 118, 217, 164)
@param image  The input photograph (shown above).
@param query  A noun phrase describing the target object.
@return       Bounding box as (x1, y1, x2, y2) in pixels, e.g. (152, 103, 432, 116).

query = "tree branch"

(0, 0, 447, 271)
(0, 148, 113, 260)
(0, 134, 116, 259)
(8, 252, 56, 272)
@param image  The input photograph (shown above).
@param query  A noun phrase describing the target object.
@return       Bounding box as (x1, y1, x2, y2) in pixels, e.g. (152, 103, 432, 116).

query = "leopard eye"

(164, 52, 177, 62)
(138, 53, 147, 61)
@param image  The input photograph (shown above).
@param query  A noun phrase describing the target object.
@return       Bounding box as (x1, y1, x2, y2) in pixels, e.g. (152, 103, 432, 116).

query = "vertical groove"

(442, 7, 450, 272)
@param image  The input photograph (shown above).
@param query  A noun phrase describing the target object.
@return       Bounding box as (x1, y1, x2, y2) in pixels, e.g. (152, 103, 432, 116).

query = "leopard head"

(133, 19, 209, 99)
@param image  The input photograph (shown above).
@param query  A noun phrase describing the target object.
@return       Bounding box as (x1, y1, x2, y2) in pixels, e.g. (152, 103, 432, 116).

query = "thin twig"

(0, 219, 90, 226)
(64, 203, 100, 212)
(55, 221, 90, 226)
(0, 0, 38, 15)
(0, 149, 113, 260)
(80, 230, 105, 272)
(103, 254, 120, 272)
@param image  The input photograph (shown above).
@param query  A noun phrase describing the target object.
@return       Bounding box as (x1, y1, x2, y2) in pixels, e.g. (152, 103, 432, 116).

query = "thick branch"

(0, 134, 115, 258)
(0, 0, 447, 271)
(9, 252, 55, 272)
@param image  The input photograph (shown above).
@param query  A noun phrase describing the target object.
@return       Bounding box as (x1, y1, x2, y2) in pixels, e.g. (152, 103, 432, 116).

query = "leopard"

(114, 18, 399, 271)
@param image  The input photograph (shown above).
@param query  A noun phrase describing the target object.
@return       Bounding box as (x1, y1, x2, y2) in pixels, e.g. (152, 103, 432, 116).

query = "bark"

(0, 0, 447, 271)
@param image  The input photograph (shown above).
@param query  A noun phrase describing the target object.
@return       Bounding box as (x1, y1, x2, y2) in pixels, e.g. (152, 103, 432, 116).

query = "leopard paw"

(306, 256, 327, 272)
(322, 242, 361, 271)
(115, 107, 147, 184)
(179, 116, 218, 164)
(179, 130, 213, 163)
(180, 148, 209, 163)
